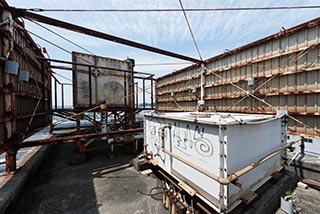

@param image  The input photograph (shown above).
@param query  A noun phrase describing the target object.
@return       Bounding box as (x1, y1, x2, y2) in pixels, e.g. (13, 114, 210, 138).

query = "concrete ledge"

(0, 145, 48, 214)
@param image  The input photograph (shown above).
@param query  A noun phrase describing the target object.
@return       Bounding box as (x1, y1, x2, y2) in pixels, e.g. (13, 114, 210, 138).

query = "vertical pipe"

(100, 99, 107, 141)
(151, 76, 154, 109)
(41, 62, 45, 112)
(88, 66, 92, 108)
(93, 111, 96, 132)
(165, 192, 170, 209)
(135, 82, 138, 108)
(94, 55, 98, 106)
(163, 191, 166, 206)
(143, 79, 146, 108)
(54, 79, 57, 109)
(111, 144, 114, 156)
(155, 81, 158, 112)
(76, 114, 81, 152)
(200, 64, 205, 101)
(61, 84, 64, 109)
(171, 201, 176, 214)
(5, 149, 17, 173)
(124, 71, 127, 108)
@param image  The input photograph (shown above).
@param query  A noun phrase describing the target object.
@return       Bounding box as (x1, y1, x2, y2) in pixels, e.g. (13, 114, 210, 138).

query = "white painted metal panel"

(145, 112, 286, 212)
(227, 120, 283, 204)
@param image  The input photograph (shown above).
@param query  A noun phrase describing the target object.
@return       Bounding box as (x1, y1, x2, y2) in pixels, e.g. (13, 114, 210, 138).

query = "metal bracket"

(242, 191, 257, 205)
(231, 178, 243, 188)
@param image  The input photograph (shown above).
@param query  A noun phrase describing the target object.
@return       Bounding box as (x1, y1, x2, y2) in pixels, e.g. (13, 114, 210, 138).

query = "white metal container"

(144, 111, 287, 213)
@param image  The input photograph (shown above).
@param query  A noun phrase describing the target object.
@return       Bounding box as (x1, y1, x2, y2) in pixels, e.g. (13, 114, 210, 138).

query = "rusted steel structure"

(0, 1, 51, 172)
(11, 8, 201, 64)
(72, 52, 136, 109)
(156, 17, 320, 139)
(46, 53, 154, 154)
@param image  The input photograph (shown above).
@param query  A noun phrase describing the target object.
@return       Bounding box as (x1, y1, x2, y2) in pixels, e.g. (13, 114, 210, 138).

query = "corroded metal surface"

(156, 17, 320, 137)
(0, 6, 51, 172)
(72, 52, 134, 108)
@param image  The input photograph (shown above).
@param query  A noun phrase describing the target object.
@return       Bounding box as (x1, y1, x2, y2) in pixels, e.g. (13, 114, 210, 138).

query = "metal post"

(100, 99, 107, 141)
(135, 82, 138, 108)
(54, 79, 57, 109)
(5, 149, 17, 173)
(88, 66, 92, 107)
(154, 81, 158, 112)
(200, 64, 205, 101)
(41, 62, 46, 112)
(143, 79, 146, 108)
(75, 114, 81, 152)
(61, 84, 64, 109)
(150, 76, 154, 109)
(197, 64, 206, 111)
(124, 72, 127, 108)
(49, 122, 53, 134)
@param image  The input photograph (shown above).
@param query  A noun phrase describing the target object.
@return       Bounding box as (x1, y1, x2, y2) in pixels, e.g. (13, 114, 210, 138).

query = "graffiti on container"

(147, 117, 214, 164)
(172, 122, 214, 160)
(148, 117, 167, 163)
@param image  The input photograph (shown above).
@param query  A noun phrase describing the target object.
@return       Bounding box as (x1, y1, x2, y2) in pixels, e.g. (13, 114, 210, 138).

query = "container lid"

(144, 111, 285, 125)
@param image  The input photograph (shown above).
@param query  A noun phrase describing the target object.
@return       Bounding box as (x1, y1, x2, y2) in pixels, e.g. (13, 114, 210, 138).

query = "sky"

(6, 0, 320, 106)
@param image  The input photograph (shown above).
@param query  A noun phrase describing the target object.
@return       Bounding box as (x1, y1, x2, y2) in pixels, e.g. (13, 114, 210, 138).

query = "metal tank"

(144, 111, 290, 213)
(72, 52, 134, 108)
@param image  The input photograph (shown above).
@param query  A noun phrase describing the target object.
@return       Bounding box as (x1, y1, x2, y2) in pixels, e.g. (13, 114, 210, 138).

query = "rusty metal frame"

(10, 128, 143, 149)
(157, 17, 320, 81)
(11, 8, 201, 64)
(155, 18, 320, 138)
(0, 6, 52, 173)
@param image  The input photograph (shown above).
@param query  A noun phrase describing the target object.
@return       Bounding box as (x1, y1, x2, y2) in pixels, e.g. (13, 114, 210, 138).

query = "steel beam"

(5, 149, 17, 173)
(12, 8, 202, 64)
(39, 57, 153, 76)
(11, 128, 144, 149)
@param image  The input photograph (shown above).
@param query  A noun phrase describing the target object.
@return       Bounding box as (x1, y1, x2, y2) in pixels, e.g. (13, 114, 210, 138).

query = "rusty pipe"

(161, 124, 172, 149)
(161, 138, 302, 185)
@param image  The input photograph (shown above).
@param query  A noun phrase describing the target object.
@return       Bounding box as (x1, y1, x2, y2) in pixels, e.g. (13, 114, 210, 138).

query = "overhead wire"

(20, 27, 161, 118)
(178, 0, 203, 61)
(226, 45, 314, 111)
(19, 5, 320, 135)
(136, 62, 192, 66)
(27, 29, 71, 54)
(52, 71, 73, 82)
(203, 66, 320, 136)
(25, 22, 162, 77)
(29, 19, 95, 55)
(26, 6, 320, 12)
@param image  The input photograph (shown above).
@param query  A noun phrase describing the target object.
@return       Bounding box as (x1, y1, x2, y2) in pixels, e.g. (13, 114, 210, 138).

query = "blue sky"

(6, 0, 320, 106)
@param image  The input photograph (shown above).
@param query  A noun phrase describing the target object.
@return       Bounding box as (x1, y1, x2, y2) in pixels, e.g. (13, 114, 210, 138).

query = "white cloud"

(6, 0, 320, 71)
(6, 0, 320, 106)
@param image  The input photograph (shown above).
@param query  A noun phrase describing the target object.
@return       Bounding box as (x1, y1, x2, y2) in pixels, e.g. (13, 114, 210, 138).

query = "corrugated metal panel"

(156, 18, 320, 137)
(72, 52, 134, 108)
(0, 13, 51, 149)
